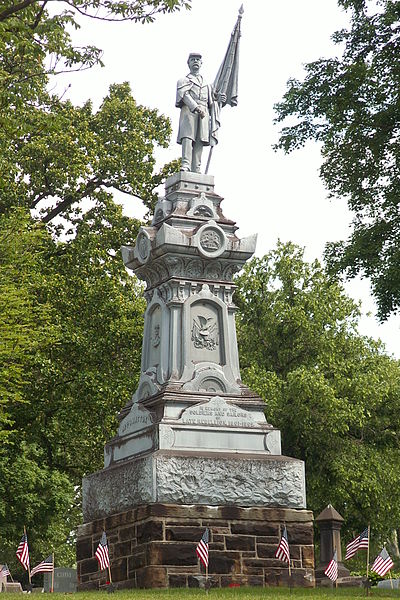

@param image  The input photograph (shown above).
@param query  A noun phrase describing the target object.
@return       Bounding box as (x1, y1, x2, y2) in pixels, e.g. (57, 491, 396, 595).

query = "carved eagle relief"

(191, 315, 219, 350)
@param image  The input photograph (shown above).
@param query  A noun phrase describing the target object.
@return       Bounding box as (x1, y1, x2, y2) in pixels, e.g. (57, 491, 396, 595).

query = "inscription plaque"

(180, 396, 258, 428)
(118, 402, 153, 436)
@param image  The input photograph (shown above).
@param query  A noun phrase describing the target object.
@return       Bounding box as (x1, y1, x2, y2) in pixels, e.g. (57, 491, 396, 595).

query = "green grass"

(4, 589, 400, 600)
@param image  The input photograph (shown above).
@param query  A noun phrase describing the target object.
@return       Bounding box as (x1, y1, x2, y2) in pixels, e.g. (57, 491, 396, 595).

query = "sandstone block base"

(76, 503, 315, 590)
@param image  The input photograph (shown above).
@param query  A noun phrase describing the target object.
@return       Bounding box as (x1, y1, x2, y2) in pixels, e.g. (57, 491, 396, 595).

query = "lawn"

(4, 588, 399, 600)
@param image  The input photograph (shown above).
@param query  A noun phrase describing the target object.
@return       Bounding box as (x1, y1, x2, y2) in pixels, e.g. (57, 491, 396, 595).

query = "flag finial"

(239, 5, 244, 17)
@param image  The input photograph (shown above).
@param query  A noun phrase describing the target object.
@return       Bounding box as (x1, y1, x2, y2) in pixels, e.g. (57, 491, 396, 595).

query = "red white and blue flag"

(95, 532, 110, 571)
(275, 526, 290, 563)
(31, 555, 53, 577)
(0, 564, 10, 577)
(196, 529, 209, 568)
(345, 528, 369, 560)
(16, 533, 29, 571)
(325, 550, 338, 581)
(371, 548, 394, 577)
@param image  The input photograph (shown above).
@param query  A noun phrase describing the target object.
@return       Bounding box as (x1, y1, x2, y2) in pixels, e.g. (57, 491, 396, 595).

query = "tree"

(0, 202, 146, 569)
(0, 0, 185, 569)
(0, 209, 76, 569)
(235, 242, 400, 541)
(274, 0, 400, 320)
(1, 81, 178, 222)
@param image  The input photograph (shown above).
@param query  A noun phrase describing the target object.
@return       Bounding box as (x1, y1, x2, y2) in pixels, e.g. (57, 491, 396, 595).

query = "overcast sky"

(55, 0, 400, 357)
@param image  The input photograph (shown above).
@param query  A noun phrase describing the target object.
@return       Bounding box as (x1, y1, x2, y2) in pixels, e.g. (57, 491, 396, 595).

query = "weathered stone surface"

(137, 521, 163, 544)
(76, 538, 92, 562)
(148, 543, 198, 567)
(119, 525, 136, 541)
(136, 567, 167, 589)
(166, 526, 204, 542)
(80, 558, 98, 576)
(128, 552, 146, 572)
(110, 558, 127, 583)
(302, 546, 315, 568)
(84, 452, 307, 521)
(287, 523, 314, 545)
(112, 541, 131, 558)
(208, 552, 240, 574)
(231, 521, 278, 536)
(225, 535, 255, 551)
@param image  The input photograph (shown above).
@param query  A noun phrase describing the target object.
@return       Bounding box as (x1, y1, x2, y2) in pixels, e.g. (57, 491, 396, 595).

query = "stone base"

(83, 450, 306, 522)
(76, 503, 315, 590)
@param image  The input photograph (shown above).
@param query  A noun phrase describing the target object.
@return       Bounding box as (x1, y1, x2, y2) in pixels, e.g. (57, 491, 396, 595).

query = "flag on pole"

(325, 550, 338, 581)
(16, 533, 29, 571)
(345, 527, 369, 560)
(275, 526, 290, 563)
(95, 531, 110, 571)
(371, 548, 394, 577)
(196, 528, 209, 568)
(0, 564, 10, 577)
(31, 555, 54, 577)
(209, 5, 243, 149)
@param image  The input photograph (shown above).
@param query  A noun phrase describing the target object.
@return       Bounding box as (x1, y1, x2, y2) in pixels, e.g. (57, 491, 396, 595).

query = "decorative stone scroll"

(180, 396, 258, 428)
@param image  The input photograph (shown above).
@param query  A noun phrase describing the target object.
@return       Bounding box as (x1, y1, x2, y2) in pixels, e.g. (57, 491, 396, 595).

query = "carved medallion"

(191, 315, 219, 350)
(196, 221, 227, 259)
(200, 229, 221, 252)
(135, 230, 151, 264)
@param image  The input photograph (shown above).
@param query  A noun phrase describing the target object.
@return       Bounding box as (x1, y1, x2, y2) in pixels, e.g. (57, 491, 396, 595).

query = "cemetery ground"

(3, 589, 400, 600)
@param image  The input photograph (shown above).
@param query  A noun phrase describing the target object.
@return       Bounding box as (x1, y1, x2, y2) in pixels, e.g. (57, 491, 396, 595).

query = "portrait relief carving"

(151, 324, 161, 348)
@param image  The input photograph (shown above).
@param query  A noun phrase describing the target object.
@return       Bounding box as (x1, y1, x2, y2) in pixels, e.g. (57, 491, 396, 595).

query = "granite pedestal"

(76, 173, 314, 588)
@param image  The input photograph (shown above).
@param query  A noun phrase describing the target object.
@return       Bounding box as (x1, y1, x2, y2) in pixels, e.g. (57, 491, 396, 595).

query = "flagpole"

(24, 526, 31, 585)
(9, 568, 14, 583)
(51, 552, 54, 593)
(107, 563, 112, 585)
(205, 4, 243, 175)
(366, 524, 370, 597)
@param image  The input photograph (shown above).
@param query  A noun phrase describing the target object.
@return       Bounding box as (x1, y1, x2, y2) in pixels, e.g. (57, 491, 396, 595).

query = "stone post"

(315, 504, 350, 582)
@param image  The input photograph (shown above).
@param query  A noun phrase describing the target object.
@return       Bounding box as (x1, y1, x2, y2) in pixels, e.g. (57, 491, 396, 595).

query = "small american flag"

(275, 526, 290, 563)
(0, 564, 10, 577)
(371, 548, 394, 577)
(345, 527, 369, 560)
(16, 533, 29, 571)
(325, 550, 338, 581)
(95, 532, 110, 571)
(196, 529, 209, 568)
(31, 555, 53, 577)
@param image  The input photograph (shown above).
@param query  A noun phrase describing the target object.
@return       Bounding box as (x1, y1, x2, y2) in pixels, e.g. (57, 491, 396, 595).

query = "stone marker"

(315, 505, 350, 583)
(43, 568, 77, 593)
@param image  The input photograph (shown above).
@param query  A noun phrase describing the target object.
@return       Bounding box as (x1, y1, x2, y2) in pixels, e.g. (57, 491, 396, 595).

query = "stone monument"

(76, 13, 314, 590)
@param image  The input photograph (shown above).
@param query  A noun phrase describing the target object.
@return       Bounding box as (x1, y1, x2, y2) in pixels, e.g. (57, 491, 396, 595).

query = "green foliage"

(0, 203, 145, 568)
(1, 81, 176, 221)
(235, 242, 400, 540)
(0, 0, 187, 573)
(274, 1, 400, 320)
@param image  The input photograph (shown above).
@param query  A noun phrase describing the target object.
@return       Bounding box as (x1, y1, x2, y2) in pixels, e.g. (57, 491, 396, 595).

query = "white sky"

(55, 0, 400, 358)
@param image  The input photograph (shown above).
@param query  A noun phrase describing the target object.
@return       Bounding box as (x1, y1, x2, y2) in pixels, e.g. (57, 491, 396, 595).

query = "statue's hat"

(188, 52, 202, 60)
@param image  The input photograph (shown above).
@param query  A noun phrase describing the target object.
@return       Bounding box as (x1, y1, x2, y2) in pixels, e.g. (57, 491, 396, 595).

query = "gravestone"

(43, 568, 77, 593)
